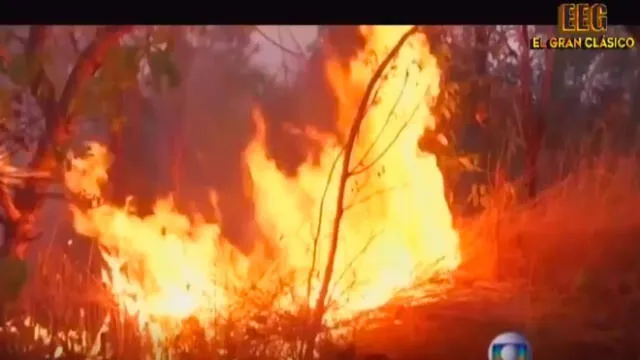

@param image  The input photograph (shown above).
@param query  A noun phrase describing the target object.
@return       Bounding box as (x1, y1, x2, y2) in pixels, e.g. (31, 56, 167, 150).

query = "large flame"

(64, 25, 459, 346)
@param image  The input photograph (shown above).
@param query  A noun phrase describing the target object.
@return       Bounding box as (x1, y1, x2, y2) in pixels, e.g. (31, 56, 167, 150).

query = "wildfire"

(63, 25, 459, 349)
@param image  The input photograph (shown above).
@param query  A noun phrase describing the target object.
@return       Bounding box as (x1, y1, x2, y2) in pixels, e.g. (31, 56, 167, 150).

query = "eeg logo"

(488, 332, 531, 360)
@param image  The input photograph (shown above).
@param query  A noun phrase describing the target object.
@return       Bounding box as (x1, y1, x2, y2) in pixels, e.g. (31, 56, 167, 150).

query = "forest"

(0, 25, 638, 359)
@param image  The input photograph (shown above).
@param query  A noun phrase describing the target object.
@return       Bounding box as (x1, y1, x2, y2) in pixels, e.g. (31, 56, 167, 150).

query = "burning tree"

(0, 27, 131, 260)
(0, 26, 198, 260)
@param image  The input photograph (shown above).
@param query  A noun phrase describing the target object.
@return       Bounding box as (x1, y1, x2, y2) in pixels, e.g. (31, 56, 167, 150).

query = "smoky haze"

(111, 26, 364, 252)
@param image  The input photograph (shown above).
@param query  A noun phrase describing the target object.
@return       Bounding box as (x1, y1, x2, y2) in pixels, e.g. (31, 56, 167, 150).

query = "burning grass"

(4, 147, 640, 359)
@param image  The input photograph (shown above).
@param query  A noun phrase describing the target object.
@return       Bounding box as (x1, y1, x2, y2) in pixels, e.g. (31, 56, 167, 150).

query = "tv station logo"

(530, 3, 636, 50)
(488, 331, 531, 360)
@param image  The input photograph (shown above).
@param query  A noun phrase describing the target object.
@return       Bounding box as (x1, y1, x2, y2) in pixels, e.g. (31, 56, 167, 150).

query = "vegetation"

(0, 25, 638, 359)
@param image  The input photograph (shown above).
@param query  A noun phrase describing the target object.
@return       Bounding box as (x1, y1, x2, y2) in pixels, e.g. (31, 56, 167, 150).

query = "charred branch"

(303, 26, 419, 360)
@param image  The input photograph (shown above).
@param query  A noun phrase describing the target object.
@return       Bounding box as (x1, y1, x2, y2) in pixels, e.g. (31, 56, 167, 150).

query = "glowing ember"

(63, 25, 460, 347)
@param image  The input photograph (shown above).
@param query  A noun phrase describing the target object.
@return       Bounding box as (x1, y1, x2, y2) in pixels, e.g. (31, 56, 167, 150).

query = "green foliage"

(0, 255, 28, 303)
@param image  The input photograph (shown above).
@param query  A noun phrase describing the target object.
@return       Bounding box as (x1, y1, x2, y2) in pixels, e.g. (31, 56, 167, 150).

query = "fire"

(63, 25, 459, 347)
(246, 25, 459, 316)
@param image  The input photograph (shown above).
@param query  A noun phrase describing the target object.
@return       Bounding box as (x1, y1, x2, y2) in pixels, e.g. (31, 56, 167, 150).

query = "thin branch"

(326, 230, 382, 306)
(253, 26, 305, 59)
(350, 69, 410, 173)
(25, 26, 56, 121)
(303, 26, 419, 360)
(350, 95, 423, 177)
(343, 184, 405, 212)
(285, 26, 307, 56)
(6, 31, 26, 46)
(305, 147, 343, 304)
(68, 28, 80, 55)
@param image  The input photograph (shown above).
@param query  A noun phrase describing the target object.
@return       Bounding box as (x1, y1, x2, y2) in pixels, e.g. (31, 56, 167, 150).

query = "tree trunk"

(518, 26, 543, 199)
(0, 26, 133, 258)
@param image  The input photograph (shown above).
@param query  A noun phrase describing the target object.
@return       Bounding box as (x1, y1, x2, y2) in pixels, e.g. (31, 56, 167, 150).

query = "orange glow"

(64, 25, 460, 348)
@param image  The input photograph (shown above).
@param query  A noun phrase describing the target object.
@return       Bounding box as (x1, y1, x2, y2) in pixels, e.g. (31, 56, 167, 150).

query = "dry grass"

(0, 246, 343, 359)
(349, 142, 640, 359)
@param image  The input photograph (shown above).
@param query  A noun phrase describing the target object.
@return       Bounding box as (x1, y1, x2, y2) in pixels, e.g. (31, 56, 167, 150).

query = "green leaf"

(0, 255, 28, 303)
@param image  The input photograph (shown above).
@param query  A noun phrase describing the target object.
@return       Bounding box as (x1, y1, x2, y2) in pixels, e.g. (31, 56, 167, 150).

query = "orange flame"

(64, 25, 459, 346)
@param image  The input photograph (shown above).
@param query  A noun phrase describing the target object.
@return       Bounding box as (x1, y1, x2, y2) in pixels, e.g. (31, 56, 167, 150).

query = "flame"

(63, 25, 459, 347)
(246, 25, 459, 316)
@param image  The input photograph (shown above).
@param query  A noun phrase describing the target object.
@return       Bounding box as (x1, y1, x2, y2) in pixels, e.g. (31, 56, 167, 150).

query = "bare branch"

(303, 26, 419, 360)
(68, 28, 80, 55)
(6, 31, 26, 46)
(253, 26, 306, 59)
(350, 70, 410, 173)
(285, 26, 307, 58)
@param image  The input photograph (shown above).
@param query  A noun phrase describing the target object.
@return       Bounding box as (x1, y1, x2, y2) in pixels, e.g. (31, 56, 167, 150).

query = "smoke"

(112, 26, 367, 252)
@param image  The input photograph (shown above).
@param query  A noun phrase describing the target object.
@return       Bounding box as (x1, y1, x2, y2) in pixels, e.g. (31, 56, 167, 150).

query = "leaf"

(0, 255, 28, 303)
